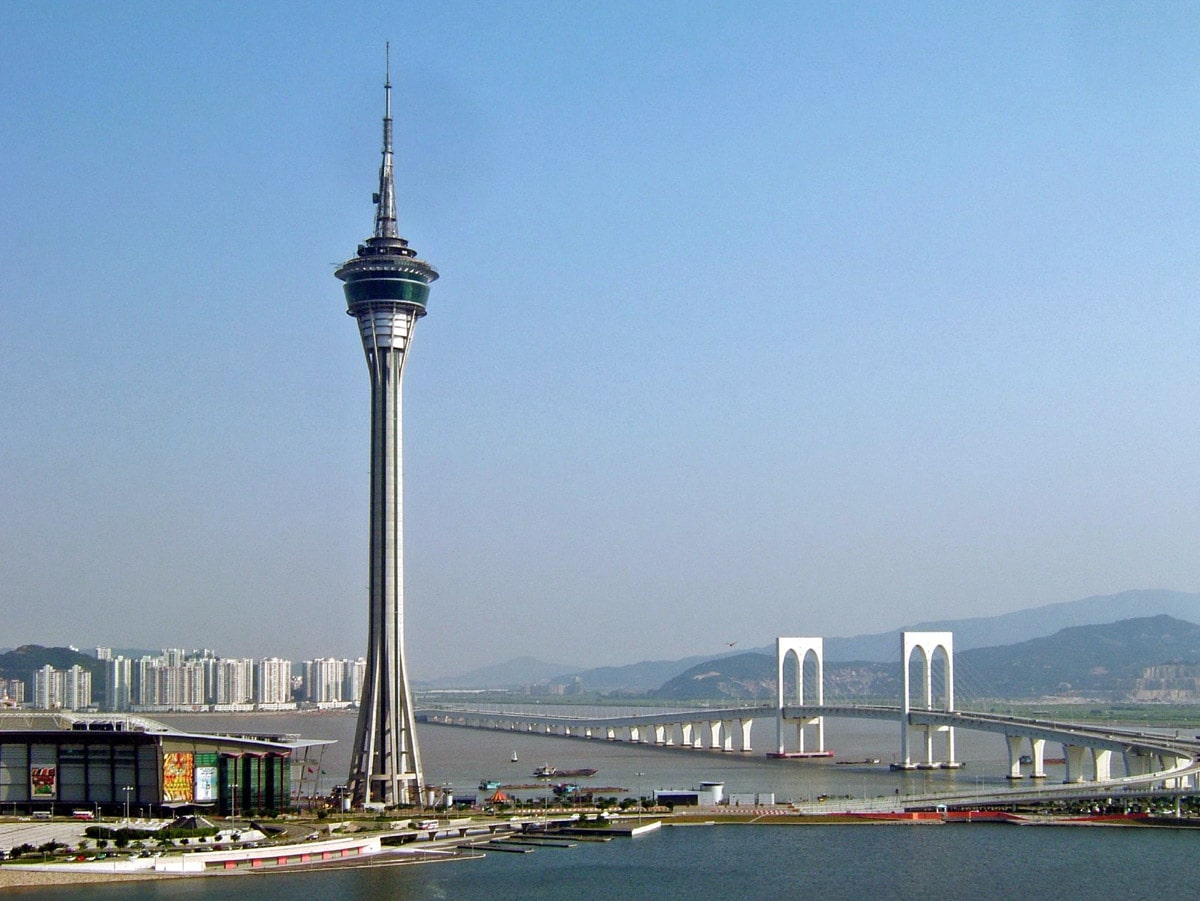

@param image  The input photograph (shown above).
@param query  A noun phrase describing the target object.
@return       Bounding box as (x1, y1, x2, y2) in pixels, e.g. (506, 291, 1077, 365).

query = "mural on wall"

(162, 752, 195, 803)
(30, 765, 57, 799)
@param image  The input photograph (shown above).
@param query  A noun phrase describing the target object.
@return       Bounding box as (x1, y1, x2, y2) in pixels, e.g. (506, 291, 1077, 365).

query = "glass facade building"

(0, 713, 327, 816)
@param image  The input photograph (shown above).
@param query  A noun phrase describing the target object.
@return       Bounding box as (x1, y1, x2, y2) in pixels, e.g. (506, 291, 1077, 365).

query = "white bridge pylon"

(899, 631, 959, 770)
(775, 631, 959, 768)
(775, 638, 826, 757)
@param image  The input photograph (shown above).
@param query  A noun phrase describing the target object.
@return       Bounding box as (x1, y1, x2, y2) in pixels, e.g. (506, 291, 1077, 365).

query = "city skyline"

(4, 5, 1200, 680)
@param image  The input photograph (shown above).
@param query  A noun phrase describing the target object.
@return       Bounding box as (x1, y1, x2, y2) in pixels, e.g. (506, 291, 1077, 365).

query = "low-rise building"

(0, 711, 330, 816)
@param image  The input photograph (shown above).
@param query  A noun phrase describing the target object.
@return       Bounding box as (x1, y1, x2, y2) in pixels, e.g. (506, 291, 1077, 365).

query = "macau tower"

(335, 56, 438, 808)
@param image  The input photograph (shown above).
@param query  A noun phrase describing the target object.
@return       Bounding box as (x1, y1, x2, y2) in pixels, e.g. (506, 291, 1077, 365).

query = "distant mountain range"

(420, 653, 733, 694)
(647, 615, 1200, 702)
(424, 589, 1200, 693)
(823, 589, 1200, 662)
(958, 614, 1200, 697)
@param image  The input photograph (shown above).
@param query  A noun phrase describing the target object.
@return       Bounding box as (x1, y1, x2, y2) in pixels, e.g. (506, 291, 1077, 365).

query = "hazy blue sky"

(3, 2, 1199, 678)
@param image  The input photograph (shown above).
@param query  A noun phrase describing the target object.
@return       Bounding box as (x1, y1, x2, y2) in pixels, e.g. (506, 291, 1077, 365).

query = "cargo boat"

(534, 764, 599, 778)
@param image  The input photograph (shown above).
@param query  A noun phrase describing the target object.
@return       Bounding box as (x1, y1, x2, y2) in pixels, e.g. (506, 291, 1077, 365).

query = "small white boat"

(511, 750, 518, 763)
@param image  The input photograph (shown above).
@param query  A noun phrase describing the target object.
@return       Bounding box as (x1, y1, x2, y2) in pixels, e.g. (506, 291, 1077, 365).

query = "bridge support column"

(1161, 756, 1189, 789)
(1092, 749, 1112, 782)
(720, 721, 734, 752)
(942, 724, 959, 768)
(1063, 744, 1086, 783)
(921, 726, 935, 769)
(605, 727, 616, 741)
(738, 718, 753, 753)
(681, 723, 693, 747)
(1028, 738, 1046, 778)
(1123, 750, 1150, 777)
(1005, 735, 1025, 780)
(652, 724, 666, 745)
(707, 721, 722, 751)
(628, 725, 642, 743)
(692, 722, 706, 749)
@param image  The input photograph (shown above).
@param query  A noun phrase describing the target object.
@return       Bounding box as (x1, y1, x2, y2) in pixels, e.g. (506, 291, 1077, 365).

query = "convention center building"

(0, 712, 330, 817)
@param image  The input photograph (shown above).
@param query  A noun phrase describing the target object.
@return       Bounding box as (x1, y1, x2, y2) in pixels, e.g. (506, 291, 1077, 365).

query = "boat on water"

(511, 750, 519, 763)
(480, 780, 501, 790)
(534, 764, 598, 778)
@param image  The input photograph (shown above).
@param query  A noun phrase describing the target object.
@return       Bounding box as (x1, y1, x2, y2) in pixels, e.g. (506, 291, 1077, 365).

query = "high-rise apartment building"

(256, 657, 293, 707)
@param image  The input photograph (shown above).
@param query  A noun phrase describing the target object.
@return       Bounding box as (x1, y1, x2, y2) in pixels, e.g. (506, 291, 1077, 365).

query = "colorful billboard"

(30, 765, 57, 798)
(162, 752, 195, 803)
(194, 765, 218, 803)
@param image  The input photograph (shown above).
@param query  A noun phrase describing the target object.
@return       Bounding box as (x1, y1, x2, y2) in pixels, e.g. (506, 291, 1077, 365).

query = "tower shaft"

(347, 312, 422, 806)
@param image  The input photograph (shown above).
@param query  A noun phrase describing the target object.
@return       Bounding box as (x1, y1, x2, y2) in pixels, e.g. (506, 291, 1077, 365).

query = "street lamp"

(121, 785, 134, 823)
(634, 772, 645, 822)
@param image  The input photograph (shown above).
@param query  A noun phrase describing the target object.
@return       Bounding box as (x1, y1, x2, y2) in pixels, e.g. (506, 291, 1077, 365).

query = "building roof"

(0, 711, 333, 753)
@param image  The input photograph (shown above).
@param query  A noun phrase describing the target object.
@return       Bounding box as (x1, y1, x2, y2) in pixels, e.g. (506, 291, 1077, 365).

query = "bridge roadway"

(417, 703, 1200, 803)
(787, 704, 1200, 758)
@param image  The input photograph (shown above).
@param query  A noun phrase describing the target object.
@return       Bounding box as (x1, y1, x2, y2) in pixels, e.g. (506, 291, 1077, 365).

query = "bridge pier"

(1124, 749, 1156, 778)
(1063, 744, 1087, 783)
(738, 718, 753, 753)
(1093, 749, 1113, 781)
(1005, 735, 1025, 780)
(1029, 738, 1046, 778)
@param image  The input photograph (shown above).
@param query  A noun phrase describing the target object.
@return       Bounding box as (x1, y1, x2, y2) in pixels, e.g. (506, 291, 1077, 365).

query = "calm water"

(156, 709, 1046, 803)
(20, 824, 1200, 900)
(18, 710, 1189, 899)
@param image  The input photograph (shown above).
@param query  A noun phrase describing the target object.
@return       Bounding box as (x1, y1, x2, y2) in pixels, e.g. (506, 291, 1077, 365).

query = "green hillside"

(957, 614, 1200, 697)
(0, 645, 104, 683)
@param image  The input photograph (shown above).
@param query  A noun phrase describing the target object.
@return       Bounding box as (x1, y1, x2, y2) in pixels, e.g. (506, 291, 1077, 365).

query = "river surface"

(151, 708, 1134, 803)
(24, 820, 1200, 900)
(18, 710, 1194, 899)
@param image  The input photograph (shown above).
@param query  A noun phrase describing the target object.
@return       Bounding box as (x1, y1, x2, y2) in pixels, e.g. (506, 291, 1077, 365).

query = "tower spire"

(374, 42, 398, 239)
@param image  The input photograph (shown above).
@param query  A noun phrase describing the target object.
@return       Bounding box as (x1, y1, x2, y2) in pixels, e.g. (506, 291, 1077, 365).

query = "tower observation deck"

(335, 53, 438, 808)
